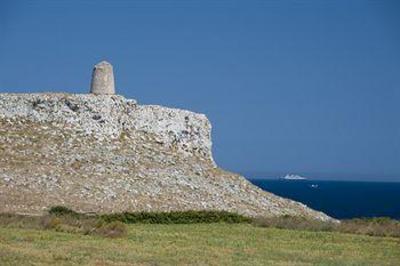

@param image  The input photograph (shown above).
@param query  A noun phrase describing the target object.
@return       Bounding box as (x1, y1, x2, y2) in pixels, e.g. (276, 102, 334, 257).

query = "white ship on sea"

(280, 174, 307, 180)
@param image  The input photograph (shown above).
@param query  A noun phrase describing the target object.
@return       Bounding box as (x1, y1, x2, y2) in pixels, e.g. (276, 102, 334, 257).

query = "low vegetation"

(339, 217, 400, 237)
(1, 206, 400, 240)
(1, 207, 400, 264)
(99, 210, 252, 224)
(253, 215, 400, 238)
(0, 207, 251, 239)
(1, 223, 400, 265)
(93, 221, 128, 238)
(0, 212, 127, 238)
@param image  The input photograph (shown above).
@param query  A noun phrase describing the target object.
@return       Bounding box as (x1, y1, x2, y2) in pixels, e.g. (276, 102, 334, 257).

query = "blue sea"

(248, 179, 400, 220)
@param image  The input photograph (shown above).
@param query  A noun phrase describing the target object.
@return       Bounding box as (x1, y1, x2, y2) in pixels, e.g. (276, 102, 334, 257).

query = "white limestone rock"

(0, 93, 214, 164)
(0, 92, 334, 222)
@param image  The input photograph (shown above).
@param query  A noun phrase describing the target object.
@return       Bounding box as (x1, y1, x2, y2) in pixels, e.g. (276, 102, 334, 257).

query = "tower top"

(90, 61, 115, 95)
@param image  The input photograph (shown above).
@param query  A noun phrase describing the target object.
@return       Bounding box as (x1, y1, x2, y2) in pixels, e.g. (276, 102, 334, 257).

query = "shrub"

(100, 210, 252, 224)
(252, 215, 400, 238)
(252, 215, 336, 232)
(95, 221, 127, 238)
(47, 207, 251, 224)
(338, 217, 400, 238)
(48, 206, 80, 217)
(2, 207, 400, 239)
(41, 216, 62, 230)
(0, 213, 42, 229)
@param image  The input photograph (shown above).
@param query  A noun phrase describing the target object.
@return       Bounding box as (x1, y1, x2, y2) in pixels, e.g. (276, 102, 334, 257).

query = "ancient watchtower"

(90, 61, 115, 95)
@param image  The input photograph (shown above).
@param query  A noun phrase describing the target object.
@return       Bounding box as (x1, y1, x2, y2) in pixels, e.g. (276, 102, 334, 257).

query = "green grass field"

(1, 223, 400, 265)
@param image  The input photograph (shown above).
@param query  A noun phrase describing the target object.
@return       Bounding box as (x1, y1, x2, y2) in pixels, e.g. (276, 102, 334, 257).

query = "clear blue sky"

(1, 0, 399, 181)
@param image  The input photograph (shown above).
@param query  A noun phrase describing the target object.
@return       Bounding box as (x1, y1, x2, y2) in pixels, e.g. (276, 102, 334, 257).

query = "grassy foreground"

(1, 223, 400, 265)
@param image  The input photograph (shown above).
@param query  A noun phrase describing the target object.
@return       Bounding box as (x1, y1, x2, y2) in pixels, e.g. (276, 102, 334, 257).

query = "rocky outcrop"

(0, 93, 333, 221)
(0, 93, 213, 163)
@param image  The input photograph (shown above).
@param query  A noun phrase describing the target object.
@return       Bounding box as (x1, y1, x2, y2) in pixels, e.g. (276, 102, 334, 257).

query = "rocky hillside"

(0, 93, 333, 221)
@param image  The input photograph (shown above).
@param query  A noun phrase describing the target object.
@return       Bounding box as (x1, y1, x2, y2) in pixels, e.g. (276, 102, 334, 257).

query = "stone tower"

(90, 61, 115, 95)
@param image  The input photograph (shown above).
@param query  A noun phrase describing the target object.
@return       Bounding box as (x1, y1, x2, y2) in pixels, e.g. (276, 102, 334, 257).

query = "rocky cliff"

(0, 93, 332, 221)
